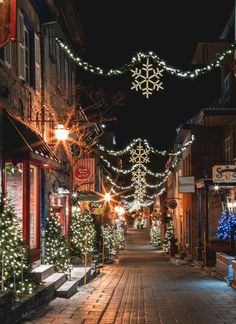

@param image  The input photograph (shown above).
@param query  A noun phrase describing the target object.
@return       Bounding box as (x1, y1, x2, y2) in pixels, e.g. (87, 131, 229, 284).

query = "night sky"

(77, 1, 235, 151)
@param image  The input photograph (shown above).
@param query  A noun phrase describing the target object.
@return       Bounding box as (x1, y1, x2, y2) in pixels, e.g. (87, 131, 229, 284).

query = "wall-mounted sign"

(212, 165, 236, 183)
(178, 176, 195, 193)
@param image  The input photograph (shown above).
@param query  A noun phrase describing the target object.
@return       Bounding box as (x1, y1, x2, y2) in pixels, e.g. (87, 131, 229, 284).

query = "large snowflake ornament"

(134, 190, 146, 202)
(131, 57, 164, 98)
(131, 168, 146, 183)
(130, 143, 150, 165)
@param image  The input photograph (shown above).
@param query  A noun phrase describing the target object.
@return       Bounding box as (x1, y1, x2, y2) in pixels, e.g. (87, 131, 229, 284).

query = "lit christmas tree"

(0, 196, 36, 297)
(114, 225, 125, 251)
(150, 226, 161, 247)
(162, 218, 174, 253)
(102, 224, 125, 261)
(69, 207, 96, 261)
(45, 211, 71, 273)
(216, 209, 236, 239)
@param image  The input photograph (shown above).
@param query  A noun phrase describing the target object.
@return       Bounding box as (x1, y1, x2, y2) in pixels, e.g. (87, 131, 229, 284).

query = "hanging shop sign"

(0, 0, 16, 48)
(73, 157, 95, 191)
(178, 176, 195, 193)
(212, 165, 236, 183)
(89, 202, 103, 215)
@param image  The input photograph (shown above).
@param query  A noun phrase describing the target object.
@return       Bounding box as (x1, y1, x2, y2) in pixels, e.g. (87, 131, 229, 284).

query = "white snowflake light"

(131, 168, 147, 183)
(131, 57, 164, 98)
(130, 143, 150, 165)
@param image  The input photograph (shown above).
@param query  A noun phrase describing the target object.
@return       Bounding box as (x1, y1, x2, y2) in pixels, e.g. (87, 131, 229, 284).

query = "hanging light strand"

(97, 135, 194, 157)
(55, 37, 235, 78)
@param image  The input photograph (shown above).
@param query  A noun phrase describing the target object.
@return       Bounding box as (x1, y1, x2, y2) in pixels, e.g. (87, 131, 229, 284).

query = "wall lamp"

(54, 124, 69, 141)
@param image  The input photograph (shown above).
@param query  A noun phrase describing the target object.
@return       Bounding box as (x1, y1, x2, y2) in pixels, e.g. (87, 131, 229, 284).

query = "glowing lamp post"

(54, 124, 69, 141)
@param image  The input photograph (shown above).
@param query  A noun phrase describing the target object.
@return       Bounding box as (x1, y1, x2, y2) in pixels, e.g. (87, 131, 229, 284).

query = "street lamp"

(54, 124, 69, 141)
(104, 192, 111, 202)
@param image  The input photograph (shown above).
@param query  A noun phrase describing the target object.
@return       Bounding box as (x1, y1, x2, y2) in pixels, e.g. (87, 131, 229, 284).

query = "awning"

(2, 109, 60, 168)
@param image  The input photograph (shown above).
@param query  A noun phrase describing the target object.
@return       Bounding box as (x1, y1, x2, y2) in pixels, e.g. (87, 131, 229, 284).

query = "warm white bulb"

(104, 192, 111, 202)
(54, 124, 69, 141)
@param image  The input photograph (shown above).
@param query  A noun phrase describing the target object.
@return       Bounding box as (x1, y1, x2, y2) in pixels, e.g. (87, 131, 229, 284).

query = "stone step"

(43, 272, 67, 290)
(70, 266, 92, 286)
(32, 264, 55, 283)
(56, 280, 78, 299)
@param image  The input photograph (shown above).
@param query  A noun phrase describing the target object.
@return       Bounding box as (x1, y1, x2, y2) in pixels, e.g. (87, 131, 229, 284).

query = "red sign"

(73, 157, 95, 191)
(0, 0, 16, 48)
(74, 166, 90, 180)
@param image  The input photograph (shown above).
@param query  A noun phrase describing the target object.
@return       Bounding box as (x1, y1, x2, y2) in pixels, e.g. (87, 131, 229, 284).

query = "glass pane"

(30, 165, 38, 249)
(5, 162, 23, 234)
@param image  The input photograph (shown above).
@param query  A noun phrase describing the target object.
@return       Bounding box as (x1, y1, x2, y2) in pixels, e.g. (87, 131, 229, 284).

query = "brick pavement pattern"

(22, 228, 236, 324)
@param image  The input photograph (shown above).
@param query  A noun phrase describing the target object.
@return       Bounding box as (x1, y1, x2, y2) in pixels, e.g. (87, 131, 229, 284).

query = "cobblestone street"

(22, 228, 236, 324)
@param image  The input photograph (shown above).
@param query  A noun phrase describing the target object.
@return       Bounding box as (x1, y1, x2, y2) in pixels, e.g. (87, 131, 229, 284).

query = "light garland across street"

(97, 136, 194, 157)
(55, 37, 235, 78)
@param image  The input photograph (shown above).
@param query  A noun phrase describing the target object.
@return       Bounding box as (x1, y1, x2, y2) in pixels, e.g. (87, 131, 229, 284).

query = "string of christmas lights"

(100, 155, 171, 177)
(98, 136, 194, 157)
(55, 37, 235, 78)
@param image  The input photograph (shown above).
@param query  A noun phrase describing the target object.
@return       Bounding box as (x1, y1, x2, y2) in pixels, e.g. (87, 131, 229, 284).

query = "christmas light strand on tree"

(55, 37, 236, 78)
(45, 211, 71, 273)
(150, 226, 162, 247)
(70, 208, 96, 260)
(0, 197, 36, 297)
(163, 218, 174, 254)
(216, 210, 236, 239)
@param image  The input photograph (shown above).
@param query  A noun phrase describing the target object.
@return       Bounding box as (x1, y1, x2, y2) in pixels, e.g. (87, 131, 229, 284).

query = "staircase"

(32, 264, 95, 299)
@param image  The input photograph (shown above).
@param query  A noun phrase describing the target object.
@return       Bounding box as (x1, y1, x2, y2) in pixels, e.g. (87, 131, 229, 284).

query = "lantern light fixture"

(54, 124, 69, 141)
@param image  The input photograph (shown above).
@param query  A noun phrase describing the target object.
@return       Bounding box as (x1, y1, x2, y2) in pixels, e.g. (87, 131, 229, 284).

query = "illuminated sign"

(212, 165, 236, 183)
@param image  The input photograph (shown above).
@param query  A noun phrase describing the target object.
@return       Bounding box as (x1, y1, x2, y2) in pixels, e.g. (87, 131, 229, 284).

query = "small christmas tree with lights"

(0, 196, 36, 297)
(216, 209, 236, 239)
(114, 225, 125, 251)
(102, 224, 125, 261)
(150, 226, 161, 247)
(70, 207, 96, 261)
(45, 211, 71, 273)
(162, 218, 174, 253)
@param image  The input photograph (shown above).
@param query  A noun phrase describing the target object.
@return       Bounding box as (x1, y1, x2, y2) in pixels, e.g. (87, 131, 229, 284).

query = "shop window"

(223, 73, 230, 103)
(225, 137, 231, 162)
(185, 210, 190, 245)
(5, 162, 23, 233)
(30, 165, 39, 249)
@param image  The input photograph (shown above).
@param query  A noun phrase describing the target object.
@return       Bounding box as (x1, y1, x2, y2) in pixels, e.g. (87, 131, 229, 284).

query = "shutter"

(4, 42, 11, 66)
(17, 10, 25, 79)
(34, 33, 41, 93)
(64, 58, 69, 98)
(55, 43, 60, 83)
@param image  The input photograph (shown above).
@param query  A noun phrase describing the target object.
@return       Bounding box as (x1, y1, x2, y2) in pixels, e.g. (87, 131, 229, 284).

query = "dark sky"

(77, 1, 235, 151)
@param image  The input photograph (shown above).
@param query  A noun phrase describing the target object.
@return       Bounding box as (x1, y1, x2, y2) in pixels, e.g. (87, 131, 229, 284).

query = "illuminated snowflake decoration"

(131, 57, 164, 98)
(134, 190, 146, 202)
(131, 168, 146, 183)
(130, 143, 150, 165)
(128, 200, 141, 213)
